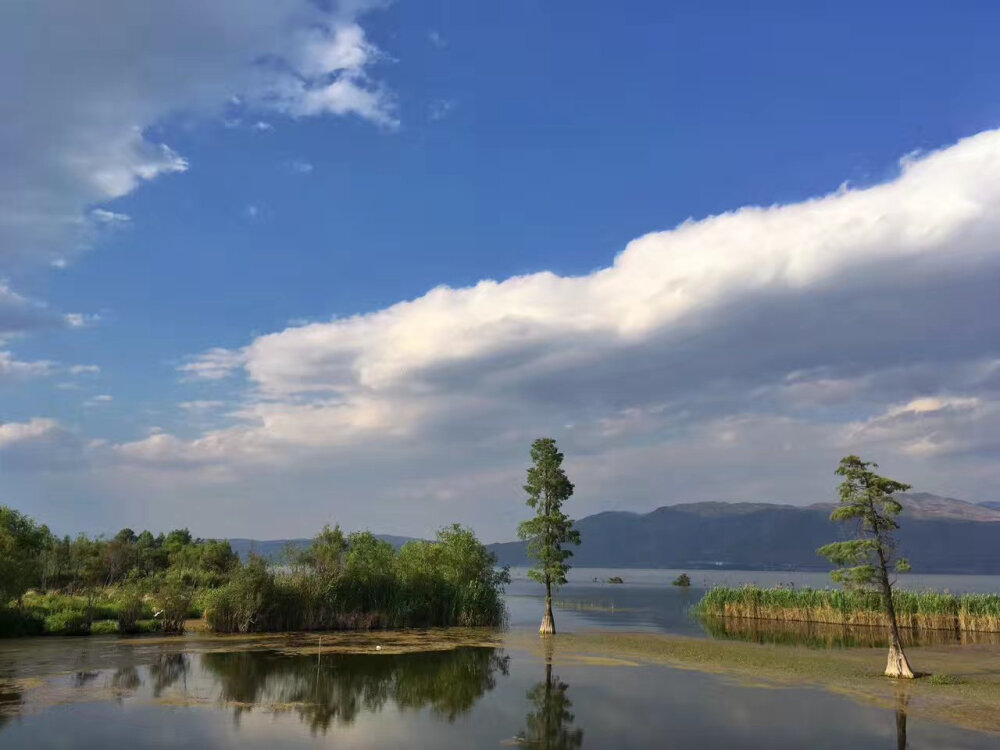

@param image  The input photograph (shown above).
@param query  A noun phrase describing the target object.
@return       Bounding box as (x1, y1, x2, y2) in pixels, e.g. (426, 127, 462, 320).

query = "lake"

(1, 568, 999, 748)
(506, 567, 1000, 636)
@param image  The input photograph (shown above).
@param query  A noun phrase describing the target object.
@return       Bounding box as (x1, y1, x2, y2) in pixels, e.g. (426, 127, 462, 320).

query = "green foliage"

(517, 438, 581, 591)
(0, 506, 51, 605)
(673, 573, 691, 587)
(0, 607, 44, 637)
(157, 572, 195, 634)
(817, 455, 911, 590)
(114, 574, 146, 634)
(204, 556, 278, 633)
(43, 609, 91, 636)
(0, 503, 507, 638)
(205, 526, 508, 633)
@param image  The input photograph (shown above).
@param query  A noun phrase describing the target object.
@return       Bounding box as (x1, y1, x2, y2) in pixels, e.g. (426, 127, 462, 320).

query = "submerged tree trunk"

(886, 635, 914, 679)
(877, 542, 914, 679)
(540, 579, 555, 635)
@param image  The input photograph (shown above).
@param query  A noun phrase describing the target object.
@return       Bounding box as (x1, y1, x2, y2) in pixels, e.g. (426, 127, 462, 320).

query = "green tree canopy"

(817, 455, 915, 678)
(517, 438, 580, 634)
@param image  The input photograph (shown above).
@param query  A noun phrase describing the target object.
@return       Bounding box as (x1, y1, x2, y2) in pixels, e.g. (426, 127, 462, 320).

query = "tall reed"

(695, 586, 1000, 633)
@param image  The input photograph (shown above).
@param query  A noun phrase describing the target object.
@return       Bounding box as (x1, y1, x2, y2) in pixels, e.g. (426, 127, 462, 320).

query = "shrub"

(157, 574, 195, 634)
(0, 607, 44, 637)
(115, 577, 147, 635)
(673, 574, 691, 587)
(43, 610, 91, 635)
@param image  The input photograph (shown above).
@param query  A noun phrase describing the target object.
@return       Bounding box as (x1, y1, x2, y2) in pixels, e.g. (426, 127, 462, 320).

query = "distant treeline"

(0, 506, 508, 637)
(696, 586, 1000, 633)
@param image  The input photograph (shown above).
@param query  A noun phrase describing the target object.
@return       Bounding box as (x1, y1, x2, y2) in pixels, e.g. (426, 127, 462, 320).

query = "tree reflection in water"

(150, 653, 190, 697)
(896, 692, 909, 750)
(200, 646, 510, 734)
(0, 682, 21, 732)
(516, 643, 583, 750)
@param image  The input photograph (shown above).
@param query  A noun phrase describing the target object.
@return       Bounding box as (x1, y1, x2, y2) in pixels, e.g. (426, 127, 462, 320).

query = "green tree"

(299, 524, 348, 579)
(818, 455, 914, 678)
(517, 438, 580, 635)
(0, 507, 51, 607)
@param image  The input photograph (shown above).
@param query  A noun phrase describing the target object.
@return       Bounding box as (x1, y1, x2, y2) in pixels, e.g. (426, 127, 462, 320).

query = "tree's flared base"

(885, 641, 915, 679)
(539, 601, 555, 635)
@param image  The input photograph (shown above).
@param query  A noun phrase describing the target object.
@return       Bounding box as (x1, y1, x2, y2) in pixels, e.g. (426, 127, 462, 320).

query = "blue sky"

(2, 1, 1000, 539)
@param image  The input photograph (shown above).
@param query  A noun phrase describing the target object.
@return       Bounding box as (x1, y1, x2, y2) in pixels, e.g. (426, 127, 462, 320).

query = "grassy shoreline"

(696, 586, 1000, 632)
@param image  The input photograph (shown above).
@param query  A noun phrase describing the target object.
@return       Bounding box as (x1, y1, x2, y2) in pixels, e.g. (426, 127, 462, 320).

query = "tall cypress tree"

(818, 455, 915, 678)
(517, 438, 580, 635)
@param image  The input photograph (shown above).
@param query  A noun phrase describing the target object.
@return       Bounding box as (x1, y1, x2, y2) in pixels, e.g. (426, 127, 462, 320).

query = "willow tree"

(517, 438, 580, 635)
(818, 455, 914, 678)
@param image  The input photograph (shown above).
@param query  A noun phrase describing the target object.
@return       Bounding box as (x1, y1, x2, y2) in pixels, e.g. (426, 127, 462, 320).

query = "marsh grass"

(696, 586, 1000, 633)
(0, 589, 160, 637)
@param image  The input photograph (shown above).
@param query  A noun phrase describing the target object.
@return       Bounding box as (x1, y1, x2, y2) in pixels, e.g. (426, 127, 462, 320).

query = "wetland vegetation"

(695, 586, 1000, 633)
(0, 504, 508, 637)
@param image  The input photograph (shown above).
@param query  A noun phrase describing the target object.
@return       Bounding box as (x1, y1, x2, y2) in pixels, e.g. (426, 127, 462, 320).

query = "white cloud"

(179, 400, 226, 411)
(84, 394, 113, 407)
(69, 364, 101, 375)
(0, 418, 63, 449)
(178, 347, 247, 381)
(131, 131, 1000, 477)
(0, 418, 87, 472)
(0, 0, 393, 268)
(9, 130, 1000, 537)
(0, 350, 53, 381)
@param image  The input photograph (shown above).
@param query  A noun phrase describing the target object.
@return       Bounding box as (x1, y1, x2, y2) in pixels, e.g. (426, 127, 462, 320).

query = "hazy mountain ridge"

(231, 494, 1000, 573)
(488, 493, 1000, 574)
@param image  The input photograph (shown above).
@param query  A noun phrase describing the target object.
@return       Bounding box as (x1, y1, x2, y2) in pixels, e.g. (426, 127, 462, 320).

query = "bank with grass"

(696, 586, 1000, 633)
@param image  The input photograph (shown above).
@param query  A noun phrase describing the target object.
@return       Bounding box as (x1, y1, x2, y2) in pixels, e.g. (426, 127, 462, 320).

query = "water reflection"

(896, 693, 910, 750)
(200, 647, 510, 734)
(0, 682, 21, 731)
(150, 653, 189, 697)
(515, 644, 583, 749)
(112, 665, 141, 693)
(700, 615, 1000, 648)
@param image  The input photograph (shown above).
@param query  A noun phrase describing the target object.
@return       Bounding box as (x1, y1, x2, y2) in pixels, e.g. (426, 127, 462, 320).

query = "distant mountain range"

(487, 493, 1000, 573)
(231, 493, 1000, 574)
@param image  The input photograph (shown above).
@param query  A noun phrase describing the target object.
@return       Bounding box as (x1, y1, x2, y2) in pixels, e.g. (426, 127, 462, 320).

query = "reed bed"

(695, 586, 1000, 633)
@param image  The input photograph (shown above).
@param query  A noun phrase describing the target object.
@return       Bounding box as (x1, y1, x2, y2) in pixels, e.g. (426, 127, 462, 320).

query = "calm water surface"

(1, 569, 999, 748)
(506, 567, 1000, 636)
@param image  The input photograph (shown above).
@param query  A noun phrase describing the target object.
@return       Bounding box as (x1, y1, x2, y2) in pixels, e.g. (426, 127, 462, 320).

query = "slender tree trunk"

(877, 541, 914, 679)
(540, 578, 555, 635)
